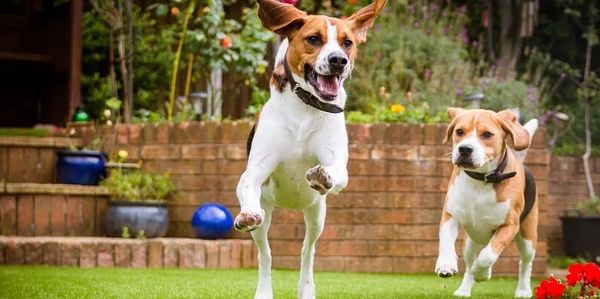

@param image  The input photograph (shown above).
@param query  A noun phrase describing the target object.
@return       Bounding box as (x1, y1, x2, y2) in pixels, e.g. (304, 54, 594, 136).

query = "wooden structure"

(0, 0, 82, 127)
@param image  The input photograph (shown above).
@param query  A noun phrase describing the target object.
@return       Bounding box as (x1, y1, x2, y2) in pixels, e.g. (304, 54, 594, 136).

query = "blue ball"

(191, 203, 234, 239)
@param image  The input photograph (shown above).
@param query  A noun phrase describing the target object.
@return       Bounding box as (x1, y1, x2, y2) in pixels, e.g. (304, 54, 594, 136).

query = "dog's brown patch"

(270, 65, 287, 92)
(257, 0, 386, 79)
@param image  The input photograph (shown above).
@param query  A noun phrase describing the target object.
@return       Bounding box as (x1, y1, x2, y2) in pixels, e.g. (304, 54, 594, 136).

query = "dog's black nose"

(328, 52, 348, 72)
(458, 145, 473, 156)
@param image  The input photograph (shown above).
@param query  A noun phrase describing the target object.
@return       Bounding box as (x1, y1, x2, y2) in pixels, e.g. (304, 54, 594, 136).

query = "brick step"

(0, 237, 257, 269)
(0, 136, 83, 185)
(0, 183, 110, 237)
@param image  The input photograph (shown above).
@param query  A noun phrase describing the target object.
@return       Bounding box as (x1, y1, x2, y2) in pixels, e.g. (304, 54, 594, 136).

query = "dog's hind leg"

(454, 237, 483, 297)
(515, 201, 537, 298)
(251, 199, 274, 299)
(298, 199, 326, 299)
(514, 234, 535, 298)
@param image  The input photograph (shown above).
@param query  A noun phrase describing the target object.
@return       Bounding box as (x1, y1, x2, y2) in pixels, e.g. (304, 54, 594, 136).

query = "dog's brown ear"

(257, 0, 307, 38)
(496, 109, 531, 151)
(443, 107, 465, 144)
(347, 0, 387, 43)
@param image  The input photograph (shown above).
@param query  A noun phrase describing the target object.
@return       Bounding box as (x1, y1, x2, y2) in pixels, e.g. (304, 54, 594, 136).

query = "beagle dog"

(234, 0, 386, 298)
(435, 108, 539, 298)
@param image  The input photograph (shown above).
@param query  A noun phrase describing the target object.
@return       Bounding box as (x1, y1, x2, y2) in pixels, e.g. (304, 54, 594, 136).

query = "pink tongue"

(317, 75, 339, 96)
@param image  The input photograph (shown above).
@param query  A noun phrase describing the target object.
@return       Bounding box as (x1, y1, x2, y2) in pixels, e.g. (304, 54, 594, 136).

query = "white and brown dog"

(435, 108, 539, 298)
(234, 0, 386, 298)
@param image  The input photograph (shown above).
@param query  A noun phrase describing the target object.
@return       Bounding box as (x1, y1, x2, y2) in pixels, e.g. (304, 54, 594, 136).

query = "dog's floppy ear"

(347, 0, 387, 43)
(257, 0, 307, 38)
(443, 107, 465, 144)
(496, 109, 531, 151)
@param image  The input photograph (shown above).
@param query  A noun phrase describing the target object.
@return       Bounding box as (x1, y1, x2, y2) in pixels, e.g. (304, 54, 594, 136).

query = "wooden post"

(67, 0, 83, 123)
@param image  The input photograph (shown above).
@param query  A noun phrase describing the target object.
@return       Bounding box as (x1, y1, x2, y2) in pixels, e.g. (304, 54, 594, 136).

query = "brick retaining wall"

(67, 122, 549, 275)
(0, 123, 555, 274)
(0, 183, 109, 237)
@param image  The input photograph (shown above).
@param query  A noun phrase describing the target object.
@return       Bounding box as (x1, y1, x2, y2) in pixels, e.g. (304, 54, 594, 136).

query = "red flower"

(567, 262, 600, 287)
(220, 36, 232, 49)
(584, 262, 600, 288)
(536, 276, 566, 299)
(567, 263, 586, 286)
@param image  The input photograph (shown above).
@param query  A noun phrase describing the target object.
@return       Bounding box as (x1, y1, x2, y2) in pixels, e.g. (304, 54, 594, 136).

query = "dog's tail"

(514, 119, 539, 163)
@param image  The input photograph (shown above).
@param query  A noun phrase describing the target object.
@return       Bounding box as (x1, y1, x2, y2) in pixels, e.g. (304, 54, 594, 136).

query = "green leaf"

(155, 4, 168, 16)
(106, 98, 122, 110)
(564, 8, 581, 19)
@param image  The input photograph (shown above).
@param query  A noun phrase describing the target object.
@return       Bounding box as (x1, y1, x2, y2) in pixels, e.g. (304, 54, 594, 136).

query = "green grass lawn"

(0, 266, 536, 298)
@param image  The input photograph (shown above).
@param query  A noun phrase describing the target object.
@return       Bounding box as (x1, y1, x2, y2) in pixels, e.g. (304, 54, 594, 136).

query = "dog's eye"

(306, 35, 320, 45)
(481, 131, 494, 139)
(342, 39, 353, 48)
(455, 129, 465, 137)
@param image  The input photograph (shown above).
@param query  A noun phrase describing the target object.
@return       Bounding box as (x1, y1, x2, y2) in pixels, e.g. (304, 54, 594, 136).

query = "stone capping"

(2, 183, 110, 196)
(0, 136, 82, 148)
(0, 237, 257, 269)
(79, 121, 546, 148)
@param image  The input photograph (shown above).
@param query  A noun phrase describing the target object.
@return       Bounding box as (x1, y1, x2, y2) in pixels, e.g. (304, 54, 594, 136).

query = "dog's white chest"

(257, 94, 340, 209)
(446, 173, 511, 244)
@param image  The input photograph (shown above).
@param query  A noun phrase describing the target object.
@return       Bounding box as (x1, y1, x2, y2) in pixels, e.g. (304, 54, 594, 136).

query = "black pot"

(561, 216, 600, 259)
(105, 201, 169, 238)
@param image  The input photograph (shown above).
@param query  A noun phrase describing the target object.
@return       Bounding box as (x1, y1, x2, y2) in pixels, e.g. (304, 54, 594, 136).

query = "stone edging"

(0, 136, 82, 148)
(1, 183, 110, 196)
(0, 237, 257, 269)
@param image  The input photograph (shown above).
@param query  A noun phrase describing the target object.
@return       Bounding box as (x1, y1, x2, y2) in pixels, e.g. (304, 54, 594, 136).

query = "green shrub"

(547, 255, 587, 269)
(552, 144, 600, 156)
(345, 0, 536, 121)
(83, 2, 273, 122)
(568, 197, 600, 217)
(346, 102, 447, 124)
(101, 169, 175, 202)
(82, 7, 175, 119)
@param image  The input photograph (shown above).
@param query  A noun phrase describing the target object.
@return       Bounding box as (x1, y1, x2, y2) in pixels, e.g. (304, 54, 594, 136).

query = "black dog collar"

(282, 57, 344, 114)
(463, 152, 516, 184)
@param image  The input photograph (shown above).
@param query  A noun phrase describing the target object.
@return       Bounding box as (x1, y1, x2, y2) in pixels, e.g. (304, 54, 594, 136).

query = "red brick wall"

(547, 156, 600, 255)
(75, 122, 550, 275)
(0, 136, 79, 184)
(0, 193, 107, 237)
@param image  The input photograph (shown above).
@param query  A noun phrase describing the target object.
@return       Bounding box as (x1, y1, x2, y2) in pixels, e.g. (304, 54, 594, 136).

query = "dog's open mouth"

(304, 65, 340, 101)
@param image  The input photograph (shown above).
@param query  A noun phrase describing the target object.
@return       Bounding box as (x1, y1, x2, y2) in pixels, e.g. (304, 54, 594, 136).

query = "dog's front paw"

(305, 165, 333, 195)
(471, 263, 492, 282)
(435, 255, 458, 278)
(234, 210, 264, 232)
